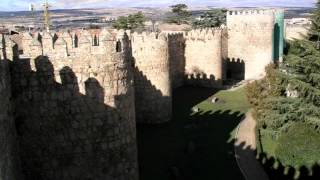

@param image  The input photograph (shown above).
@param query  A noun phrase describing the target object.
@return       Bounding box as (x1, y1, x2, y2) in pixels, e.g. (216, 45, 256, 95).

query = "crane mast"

(29, 4, 35, 32)
(43, 0, 50, 32)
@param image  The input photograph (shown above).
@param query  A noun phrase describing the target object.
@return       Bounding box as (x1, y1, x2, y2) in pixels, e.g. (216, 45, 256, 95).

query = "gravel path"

(234, 112, 269, 180)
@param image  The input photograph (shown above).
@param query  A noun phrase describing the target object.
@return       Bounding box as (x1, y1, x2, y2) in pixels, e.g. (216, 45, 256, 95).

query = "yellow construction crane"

(28, 4, 35, 32)
(43, 0, 51, 32)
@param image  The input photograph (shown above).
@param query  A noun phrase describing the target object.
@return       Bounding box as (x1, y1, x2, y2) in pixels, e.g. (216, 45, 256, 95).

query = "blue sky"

(0, 0, 316, 11)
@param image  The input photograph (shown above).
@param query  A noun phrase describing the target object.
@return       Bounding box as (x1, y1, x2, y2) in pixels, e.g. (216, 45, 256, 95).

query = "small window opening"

(116, 40, 122, 52)
(74, 35, 78, 48)
(93, 35, 99, 46)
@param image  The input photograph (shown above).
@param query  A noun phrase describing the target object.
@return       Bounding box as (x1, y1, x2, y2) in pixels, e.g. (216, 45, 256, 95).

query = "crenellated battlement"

(227, 9, 276, 31)
(185, 28, 224, 41)
(19, 29, 129, 59)
(164, 31, 185, 43)
(0, 7, 287, 180)
(1, 35, 19, 61)
(227, 9, 278, 16)
(131, 31, 168, 43)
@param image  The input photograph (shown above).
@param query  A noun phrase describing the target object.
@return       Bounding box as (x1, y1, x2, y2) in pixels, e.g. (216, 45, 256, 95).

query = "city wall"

(0, 8, 283, 179)
(131, 32, 172, 124)
(167, 32, 185, 89)
(184, 29, 223, 87)
(0, 36, 22, 180)
(227, 10, 275, 80)
(11, 30, 139, 180)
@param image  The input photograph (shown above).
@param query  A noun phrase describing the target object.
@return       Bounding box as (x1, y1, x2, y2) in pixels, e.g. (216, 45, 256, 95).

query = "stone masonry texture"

(0, 36, 22, 180)
(0, 8, 287, 180)
(11, 30, 138, 180)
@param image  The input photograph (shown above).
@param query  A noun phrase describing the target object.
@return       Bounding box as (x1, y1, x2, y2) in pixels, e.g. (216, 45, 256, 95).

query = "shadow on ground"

(137, 86, 320, 180)
(137, 86, 245, 180)
(258, 153, 320, 180)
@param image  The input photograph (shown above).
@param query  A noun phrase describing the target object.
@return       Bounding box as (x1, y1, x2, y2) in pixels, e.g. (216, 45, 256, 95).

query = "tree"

(113, 12, 146, 30)
(128, 12, 146, 30)
(192, 9, 227, 28)
(247, 0, 320, 170)
(166, 4, 191, 25)
(171, 4, 188, 14)
(309, 0, 320, 48)
(88, 25, 101, 29)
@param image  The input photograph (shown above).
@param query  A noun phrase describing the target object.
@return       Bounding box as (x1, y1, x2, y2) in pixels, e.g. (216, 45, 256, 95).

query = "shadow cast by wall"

(11, 56, 138, 180)
(134, 65, 172, 124)
(257, 152, 320, 180)
(137, 85, 320, 180)
(168, 33, 186, 89)
(0, 41, 23, 179)
(234, 120, 320, 180)
(184, 73, 222, 88)
(225, 58, 245, 81)
(137, 86, 245, 180)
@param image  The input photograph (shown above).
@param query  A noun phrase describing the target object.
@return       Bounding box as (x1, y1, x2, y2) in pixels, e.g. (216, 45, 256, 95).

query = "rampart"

(0, 8, 285, 179)
(0, 36, 22, 180)
(184, 28, 224, 87)
(227, 9, 275, 80)
(167, 32, 185, 89)
(10, 30, 139, 180)
(131, 32, 172, 123)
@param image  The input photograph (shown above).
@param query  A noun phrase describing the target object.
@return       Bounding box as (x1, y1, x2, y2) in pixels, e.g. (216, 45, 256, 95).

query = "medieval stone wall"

(184, 29, 223, 87)
(131, 32, 172, 124)
(167, 32, 186, 89)
(11, 30, 139, 180)
(227, 10, 275, 80)
(0, 36, 21, 180)
(0, 8, 286, 178)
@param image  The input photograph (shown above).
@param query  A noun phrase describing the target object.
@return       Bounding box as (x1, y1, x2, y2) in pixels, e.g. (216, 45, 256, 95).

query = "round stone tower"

(12, 30, 139, 180)
(131, 32, 172, 124)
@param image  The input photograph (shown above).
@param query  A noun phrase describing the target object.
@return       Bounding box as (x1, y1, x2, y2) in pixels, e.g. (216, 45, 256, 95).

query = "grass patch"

(137, 86, 250, 180)
(260, 132, 277, 157)
(196, 87, 250, 115)
(275, 122, 320, 168)
(260, 122, 320, 180)
(259, 129, 279, 157)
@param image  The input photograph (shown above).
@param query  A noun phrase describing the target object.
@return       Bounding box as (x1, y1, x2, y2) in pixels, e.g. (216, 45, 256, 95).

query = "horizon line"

(0, 5, 315, 13)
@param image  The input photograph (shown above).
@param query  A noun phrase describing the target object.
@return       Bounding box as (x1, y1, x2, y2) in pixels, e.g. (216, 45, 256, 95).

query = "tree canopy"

(166, 4, 191, 25)
(247, 0, 320, 171)
(192, 9, 227, 28)
(113, 12, 146, 30)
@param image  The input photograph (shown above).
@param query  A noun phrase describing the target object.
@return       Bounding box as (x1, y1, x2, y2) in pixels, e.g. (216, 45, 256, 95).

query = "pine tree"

(192, 9, 226, 28)
(309, 0, 320, 48)
(247, 1, 320, 170)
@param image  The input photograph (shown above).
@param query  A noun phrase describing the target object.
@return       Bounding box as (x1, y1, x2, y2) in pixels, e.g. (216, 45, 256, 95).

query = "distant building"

(285, 18, 312, 25)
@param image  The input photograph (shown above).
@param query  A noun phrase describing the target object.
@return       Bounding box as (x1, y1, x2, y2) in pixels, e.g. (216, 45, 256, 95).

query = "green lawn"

(137, 86, 250, 180)
(276, 122, 320, 168)
(261, 122, 320, 180)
